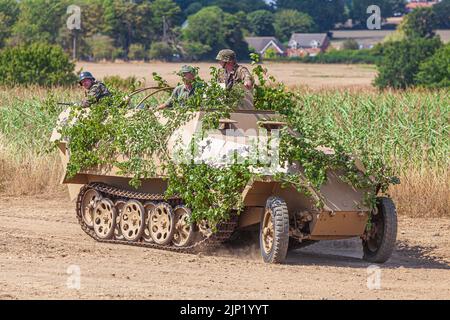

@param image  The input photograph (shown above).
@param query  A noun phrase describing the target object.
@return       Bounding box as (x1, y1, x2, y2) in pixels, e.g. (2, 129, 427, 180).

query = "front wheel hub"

(262, 209, 274, 254)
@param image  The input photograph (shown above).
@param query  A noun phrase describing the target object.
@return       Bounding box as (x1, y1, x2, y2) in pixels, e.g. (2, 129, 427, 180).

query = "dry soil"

(0, 194, 448, 300)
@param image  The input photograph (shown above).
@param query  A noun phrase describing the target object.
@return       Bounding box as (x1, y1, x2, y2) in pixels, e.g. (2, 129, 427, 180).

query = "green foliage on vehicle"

(55, 56, 398, 228)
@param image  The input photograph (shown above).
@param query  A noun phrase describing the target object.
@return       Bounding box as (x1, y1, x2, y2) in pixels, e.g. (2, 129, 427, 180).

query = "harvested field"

(76, 61, 378, 89)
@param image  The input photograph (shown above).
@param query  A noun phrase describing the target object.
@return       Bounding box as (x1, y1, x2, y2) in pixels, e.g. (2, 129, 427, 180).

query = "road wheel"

(259, 196, 289, 264)
(120, 200, 146, 241)
(143, 202, 157, 243)
(362, 197, 397, 263)
(114, 200, 126, 240)
(93, 199, 117, 240)
(149, 202, 175, 245)
(81, 189, 102, 228)
(172, 206, 195, 247)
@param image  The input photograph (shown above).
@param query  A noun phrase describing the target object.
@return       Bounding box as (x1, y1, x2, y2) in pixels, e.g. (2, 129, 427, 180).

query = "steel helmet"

(216, 49, 236, 62)
(176, 65, 196, 76)
(79, 71, 95, 84)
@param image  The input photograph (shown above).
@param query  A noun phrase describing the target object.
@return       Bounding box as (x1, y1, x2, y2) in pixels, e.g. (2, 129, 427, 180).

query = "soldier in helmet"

(158, 65, 198, 110)
(79, 71, 111, 108)
(216, 49, 254, 91)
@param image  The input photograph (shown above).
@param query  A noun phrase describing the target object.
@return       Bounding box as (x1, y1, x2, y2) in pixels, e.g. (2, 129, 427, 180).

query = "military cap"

(216, 49, 236, 62)
(177, 65, 196, 76)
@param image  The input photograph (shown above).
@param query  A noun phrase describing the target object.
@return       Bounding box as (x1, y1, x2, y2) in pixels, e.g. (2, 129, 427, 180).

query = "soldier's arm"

(157, 87, 178, 110)
(81, 99, 91, 108)
(82, 87, 100, 108)
(81, 92, 95, 108)
(88, 84, 105, 102)
(81, 84, 109, 108)
(242, 67, 254, 90)
(157, 100, 171, 110)
(217, 69, 225, 83)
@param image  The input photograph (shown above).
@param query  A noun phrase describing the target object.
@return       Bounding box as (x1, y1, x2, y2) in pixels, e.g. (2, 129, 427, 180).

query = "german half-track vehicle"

(51, 87, 397, 264)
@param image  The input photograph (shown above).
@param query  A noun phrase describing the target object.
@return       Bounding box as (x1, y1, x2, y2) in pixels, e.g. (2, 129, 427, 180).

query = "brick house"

(245, 37, 286, 58)
(287, 33, 330, 57)
(406, 1, 438, 13)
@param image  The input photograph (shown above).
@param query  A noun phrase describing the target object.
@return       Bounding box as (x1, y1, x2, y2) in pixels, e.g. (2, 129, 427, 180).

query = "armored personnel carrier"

(51, 87, 397, 264)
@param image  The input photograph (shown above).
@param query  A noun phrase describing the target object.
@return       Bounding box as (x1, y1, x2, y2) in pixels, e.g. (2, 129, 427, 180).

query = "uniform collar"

(88, 81, 98, 89)
(225, 63, 239, 75)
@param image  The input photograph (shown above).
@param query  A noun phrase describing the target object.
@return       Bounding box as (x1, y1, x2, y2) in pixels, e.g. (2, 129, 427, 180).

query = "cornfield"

(295, 89, 448, 170)
(0, 86, 448, 217)
(294, 88, 449, 217)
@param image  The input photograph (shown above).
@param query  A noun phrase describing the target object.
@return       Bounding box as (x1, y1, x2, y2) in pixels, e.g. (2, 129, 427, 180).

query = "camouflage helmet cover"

(176, 65, 196, 76)
(216, 49, 236, 62)
(79, 71, 95, 84)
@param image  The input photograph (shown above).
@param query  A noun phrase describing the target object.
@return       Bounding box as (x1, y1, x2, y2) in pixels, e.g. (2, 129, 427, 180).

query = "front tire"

(362, 197, 397, 263)
(259, 197, 290, 264)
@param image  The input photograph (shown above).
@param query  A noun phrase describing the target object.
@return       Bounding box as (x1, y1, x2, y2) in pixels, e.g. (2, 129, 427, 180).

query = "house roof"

(289, 33, 329, 48)
(406, 2, 437, 10)
(245, 37, 286, 54)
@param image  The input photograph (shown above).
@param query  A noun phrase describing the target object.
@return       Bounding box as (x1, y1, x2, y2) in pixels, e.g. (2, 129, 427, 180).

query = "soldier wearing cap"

(216, 49, 254, 91)
(158, 65, 198, 110)
(79, 71, 111, 108)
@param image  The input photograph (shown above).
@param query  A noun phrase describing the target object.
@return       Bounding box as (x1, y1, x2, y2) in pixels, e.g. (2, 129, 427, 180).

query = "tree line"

(0, 0, 448, 88)
(3, 0, 449, 61)
(375, 6, 449, 89)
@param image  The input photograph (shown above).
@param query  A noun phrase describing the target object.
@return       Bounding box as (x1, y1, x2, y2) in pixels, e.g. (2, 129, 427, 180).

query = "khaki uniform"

(83, 81, 111, 107)
(218, 64, 254, 90)
(164, 84, 196, 108)
(218, 64, 255, 110)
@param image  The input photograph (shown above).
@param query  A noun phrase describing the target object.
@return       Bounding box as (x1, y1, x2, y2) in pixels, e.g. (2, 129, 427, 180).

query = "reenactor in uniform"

(216, 49, 254, 91)
(216, 49, 254, 109)
(78, 71, 111, 108)
(158, 65, 198, 110)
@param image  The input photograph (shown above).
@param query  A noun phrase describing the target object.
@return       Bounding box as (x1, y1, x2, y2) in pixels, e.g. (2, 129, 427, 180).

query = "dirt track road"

(0, 195, 449, 300)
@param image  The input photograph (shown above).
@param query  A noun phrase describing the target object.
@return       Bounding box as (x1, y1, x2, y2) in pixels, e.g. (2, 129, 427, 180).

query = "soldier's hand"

(244, 81, 253, 90)
(81, 99, 90, 108)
